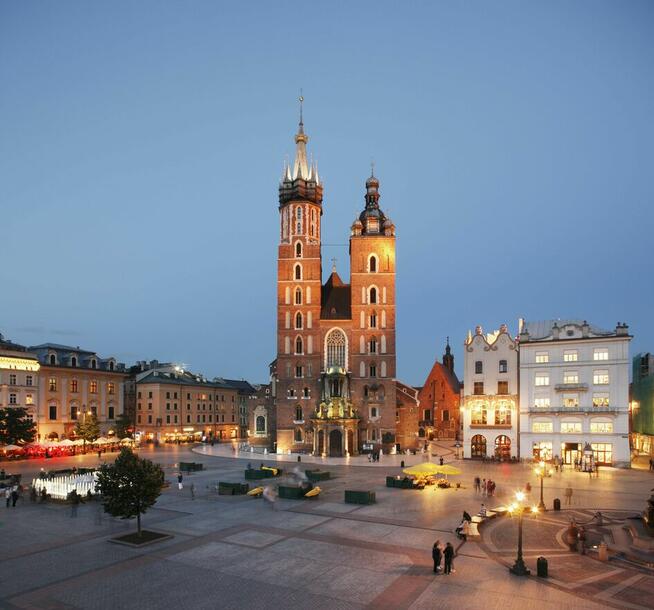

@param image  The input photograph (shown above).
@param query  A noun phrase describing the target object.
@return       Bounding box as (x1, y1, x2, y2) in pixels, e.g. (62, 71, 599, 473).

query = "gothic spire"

(292, 94, 309, 180)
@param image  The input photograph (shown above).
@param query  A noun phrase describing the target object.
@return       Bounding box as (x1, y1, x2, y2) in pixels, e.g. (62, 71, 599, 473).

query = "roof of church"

(321, 271, 351, 320)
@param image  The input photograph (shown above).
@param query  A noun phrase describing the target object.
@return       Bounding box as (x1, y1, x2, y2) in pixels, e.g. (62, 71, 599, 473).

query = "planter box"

(386, 476, 415, 489)
(278, 485, 311, 499)
(179, 462, 203, 472)
(218, 482, 249, 495)
(345, 490, 376, 505)
(306, 470, 330, 482)
(244, 468, 282, 480)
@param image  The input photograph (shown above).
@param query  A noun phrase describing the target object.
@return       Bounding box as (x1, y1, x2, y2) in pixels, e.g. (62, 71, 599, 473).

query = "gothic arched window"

(369, 287, 377, 304)
(295, 287, 302, 305)
(325, 328, 347, 369)
(296, 206, 302, 234)
(296, 336, 303, 354)
(294, 264, 302, 280)
(256, 415, 266, 432)
(369, 256, 377, 273)
(295, 242, 302, 258)
(295, 312, 303, 329)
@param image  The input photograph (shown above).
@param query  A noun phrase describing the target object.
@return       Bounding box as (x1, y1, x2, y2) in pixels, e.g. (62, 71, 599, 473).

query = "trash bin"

(598, 542, 608, 562)
(537, 556, 548, 578)
(553, 498, 561, 511)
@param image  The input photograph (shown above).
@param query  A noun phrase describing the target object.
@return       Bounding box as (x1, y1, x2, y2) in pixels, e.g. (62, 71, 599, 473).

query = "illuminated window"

(70, 379, 78, 393)
(563, 371, 579, 384)
(534, 398, 550, 408)
(25, 394, 33, 405)
(532, 421, 553, 433)
(590, 421, 613, 433)
(107, 382, 115, 395)
(535, 373, 549, 386)
(535, 352, 549, 363)
(591, 442, 612, 464)
(90, 380, 98, 393)
(592, 393, 610, 407)
(563, 350, 578, 362)
(562, 394, 579, 408)
(594, 348, 609, 361)
(560, 421, 582, 433)
(471, 403, 487, 425)
(49, 377, 57, 391)
(593, 370, 609, 385)
(494, 404, 511, 425)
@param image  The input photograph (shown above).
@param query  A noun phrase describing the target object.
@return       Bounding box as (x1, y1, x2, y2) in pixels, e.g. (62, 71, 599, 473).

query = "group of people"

(473, 476, 496, 496)
(367, 452, 382, 462)
(4, 485, 20, 507)
(432, 540, 455, 574)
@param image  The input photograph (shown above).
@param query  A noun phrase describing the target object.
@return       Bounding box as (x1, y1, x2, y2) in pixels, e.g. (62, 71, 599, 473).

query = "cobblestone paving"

(1, 443, 653, 609)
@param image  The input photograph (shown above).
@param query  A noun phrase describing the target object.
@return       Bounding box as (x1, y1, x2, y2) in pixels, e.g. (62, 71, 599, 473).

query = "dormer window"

(49, 354, 56, 365)
(71, 356, 77, 367)
(109, 361, 114, 371)
(91, 359, 97, 369)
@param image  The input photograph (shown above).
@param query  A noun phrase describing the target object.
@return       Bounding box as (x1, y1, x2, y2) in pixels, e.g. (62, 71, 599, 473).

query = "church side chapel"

(275, 101, 397, 456)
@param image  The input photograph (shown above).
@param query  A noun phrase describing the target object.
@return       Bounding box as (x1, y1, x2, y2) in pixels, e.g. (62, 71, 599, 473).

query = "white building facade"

(462, 324, 519, 460)
(518, 320, 631, 468)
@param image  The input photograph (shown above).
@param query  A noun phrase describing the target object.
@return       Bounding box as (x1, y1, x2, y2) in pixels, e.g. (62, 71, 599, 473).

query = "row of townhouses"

(461, 319, 632, 467)
(0, 334, 261, 443)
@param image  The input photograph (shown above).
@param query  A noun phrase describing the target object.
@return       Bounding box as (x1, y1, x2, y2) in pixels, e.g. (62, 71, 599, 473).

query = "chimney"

(616, 322, 629, 336)
(581, 321, 590, 338)
(552, 322, 560, 340)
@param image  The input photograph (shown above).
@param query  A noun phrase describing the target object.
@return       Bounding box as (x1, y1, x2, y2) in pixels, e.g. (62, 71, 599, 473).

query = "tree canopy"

(0, 407, 36, 445)
(74, 412, 100, 442)
(113, 413, 132, 439)
(95, 448, 165, 536)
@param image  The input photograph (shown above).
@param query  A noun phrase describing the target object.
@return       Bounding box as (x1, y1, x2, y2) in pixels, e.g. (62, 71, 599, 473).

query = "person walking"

(11, 487, 19, 507)
(444, 542, 455, 574)
(565, 485, 573, 506)
(439, 456, 444, 466)
(70, 490, 81, 518)
(5, 487, 11, 508)
(432, 540, 443, 573)
(190, 483, 195, 500)
(481, 478, 487, 497)
(177, 473, 184, 491)
(474, 476, 481, 493)
(649, 458, 653, 471)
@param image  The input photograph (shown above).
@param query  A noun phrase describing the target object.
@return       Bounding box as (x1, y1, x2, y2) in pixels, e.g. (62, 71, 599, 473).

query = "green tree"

(113, 413, 132, 439)
(0, 407, 36, 445)
(74, 413, 100, 443)
(96, 448, 164, 536)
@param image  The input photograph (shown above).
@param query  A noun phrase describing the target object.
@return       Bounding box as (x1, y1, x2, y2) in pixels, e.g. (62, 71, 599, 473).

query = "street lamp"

(508, 491, 539, 576)
(534, 460, 554, 511)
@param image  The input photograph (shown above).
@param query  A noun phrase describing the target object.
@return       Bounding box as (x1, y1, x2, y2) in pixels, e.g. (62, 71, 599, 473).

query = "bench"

(179, 462, 204, 472)
(623, 519, 654, 551)
(345, 490, 376, 505)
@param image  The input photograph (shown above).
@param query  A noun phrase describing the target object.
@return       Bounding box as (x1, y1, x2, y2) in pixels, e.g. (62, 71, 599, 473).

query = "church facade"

(274, 112, 397, 456)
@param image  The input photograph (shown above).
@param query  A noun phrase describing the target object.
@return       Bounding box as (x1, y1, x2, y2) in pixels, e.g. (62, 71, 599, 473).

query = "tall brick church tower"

(275, 106, 397, 456)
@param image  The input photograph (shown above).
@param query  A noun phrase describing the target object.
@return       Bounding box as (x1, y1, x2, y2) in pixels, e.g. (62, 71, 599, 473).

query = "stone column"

(344, 425, 349, 455)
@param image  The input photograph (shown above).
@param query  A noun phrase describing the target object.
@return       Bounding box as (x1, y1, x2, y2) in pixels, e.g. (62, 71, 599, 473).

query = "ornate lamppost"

(508, 491, 539, 576)
(534, 460, 553, 511)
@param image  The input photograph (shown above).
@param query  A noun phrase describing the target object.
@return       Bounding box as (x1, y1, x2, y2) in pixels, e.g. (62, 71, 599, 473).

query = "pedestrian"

(565, 485, 573, 505)
(479, 503, 487, 517)
(649, 458, 653, 471)
(490, 480, 496, 496)
(30, 486, 37, 503)
(444, 542, 455, 574)
(481, 478, 487, 496)
(474, 476, 480, 493)
(70, 490, 81, 518)
(98, 450, 102, 459)
(190, 483, 195, 500)
(432, 540, 443, 573)
(5, 487, 11, 508)
(11, 488, 19, 507)
(177, 473, 183, 491)
(40, 487, 47, 503)
(486, 479, 493, 497)
(439, 456, 444, 466)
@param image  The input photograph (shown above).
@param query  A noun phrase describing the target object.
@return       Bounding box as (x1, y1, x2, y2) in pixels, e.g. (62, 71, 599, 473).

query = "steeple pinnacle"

(292, 93, 310, 180)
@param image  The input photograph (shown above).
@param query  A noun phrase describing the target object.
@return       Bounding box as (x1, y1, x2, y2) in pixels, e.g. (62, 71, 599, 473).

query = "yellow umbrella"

(435, 464, 461, 476)
(402, 463, 442, 477)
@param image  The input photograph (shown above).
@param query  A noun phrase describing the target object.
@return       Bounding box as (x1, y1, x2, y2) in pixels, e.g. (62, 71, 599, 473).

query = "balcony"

(554, 383, 588, 392)
(528, 406, 619, 414)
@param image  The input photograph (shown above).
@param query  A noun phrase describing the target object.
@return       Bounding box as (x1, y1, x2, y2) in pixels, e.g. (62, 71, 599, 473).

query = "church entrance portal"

(329, 429, 343, 457)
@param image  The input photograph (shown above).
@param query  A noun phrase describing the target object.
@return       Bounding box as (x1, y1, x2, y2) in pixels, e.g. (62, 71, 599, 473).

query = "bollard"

(598, 542, 608, 562)
(536, 556, 548, 578)
(297, 455, 301, 462)
(401, 460, 405, 468)
(553, 498, 561, 511)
